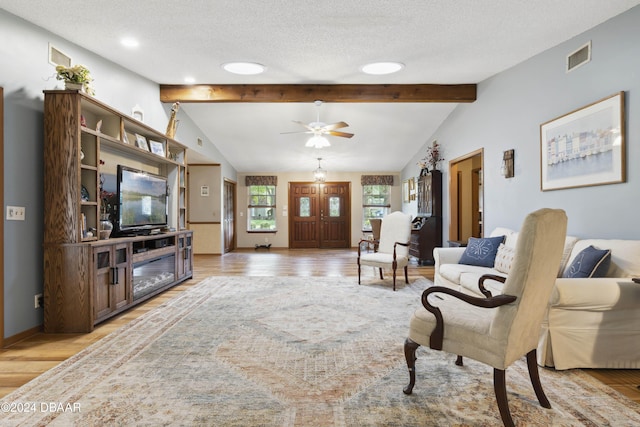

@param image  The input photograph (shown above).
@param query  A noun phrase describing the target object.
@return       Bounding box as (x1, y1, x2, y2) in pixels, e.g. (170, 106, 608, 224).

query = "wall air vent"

(48, 43, 71, 67)
(566, 41, 591, 73)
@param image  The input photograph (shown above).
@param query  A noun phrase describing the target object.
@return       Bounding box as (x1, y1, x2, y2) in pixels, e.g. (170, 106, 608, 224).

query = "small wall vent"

(48, 43, 72, 67)
(197, 137, 203, 146)
(566, 41, 591, 73)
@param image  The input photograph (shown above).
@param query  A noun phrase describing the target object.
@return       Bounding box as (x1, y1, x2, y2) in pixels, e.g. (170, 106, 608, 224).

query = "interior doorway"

(1, 87, 4, 348)
(223, 179, 236, 253)
(288, 182, 351, 249)
(449, 148, 484, 243)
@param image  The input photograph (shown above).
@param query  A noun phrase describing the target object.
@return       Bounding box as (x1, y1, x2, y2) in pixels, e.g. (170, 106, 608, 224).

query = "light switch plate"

(6, 205, 25, 221)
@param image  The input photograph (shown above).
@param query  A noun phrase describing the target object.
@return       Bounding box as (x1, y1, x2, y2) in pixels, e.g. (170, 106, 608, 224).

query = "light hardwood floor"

(1, 248, 639, 403)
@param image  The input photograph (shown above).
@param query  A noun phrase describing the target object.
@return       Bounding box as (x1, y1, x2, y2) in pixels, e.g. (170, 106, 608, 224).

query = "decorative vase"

(65, 81, 83, 91)
(99, 215, 113, 240)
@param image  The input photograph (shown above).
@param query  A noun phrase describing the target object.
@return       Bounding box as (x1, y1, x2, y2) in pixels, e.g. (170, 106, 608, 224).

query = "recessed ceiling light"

(184, 76, 196, 84)
(120, 37, 139, 48)
(222, 62, 265, 75)
(361, 61, 404, 75)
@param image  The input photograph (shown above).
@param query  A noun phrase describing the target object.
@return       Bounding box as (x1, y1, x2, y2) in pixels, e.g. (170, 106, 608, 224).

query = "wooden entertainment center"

(43, 90, 193, 333)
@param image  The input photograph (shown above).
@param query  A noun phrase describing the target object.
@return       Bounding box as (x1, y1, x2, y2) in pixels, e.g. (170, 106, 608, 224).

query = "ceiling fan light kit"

(282, 100, 354, 148)
(306, 135, 331, 148)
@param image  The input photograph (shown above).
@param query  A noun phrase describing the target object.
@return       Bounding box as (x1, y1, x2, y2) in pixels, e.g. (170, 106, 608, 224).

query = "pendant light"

(314, 158, 327, 183)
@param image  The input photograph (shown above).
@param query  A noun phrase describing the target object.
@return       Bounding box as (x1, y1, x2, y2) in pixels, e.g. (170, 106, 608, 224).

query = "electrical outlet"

(7, 205, 26, 221)
(34, 293, 43, 309)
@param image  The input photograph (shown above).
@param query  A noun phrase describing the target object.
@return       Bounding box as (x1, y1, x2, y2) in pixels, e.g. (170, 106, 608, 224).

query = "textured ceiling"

(1, 0, 638, 172)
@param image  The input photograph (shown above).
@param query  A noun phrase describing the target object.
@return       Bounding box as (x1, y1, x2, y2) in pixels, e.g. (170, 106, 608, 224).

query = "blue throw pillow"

(459, 236, 505, 267)
(562, 245, 611, 278)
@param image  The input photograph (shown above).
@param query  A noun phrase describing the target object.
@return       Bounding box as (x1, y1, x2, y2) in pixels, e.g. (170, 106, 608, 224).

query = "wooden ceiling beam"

(159, 84, 476, 103)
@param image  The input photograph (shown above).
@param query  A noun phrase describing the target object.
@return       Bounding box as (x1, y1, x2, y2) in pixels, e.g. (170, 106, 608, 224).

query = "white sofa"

(433, 227, 640, 370)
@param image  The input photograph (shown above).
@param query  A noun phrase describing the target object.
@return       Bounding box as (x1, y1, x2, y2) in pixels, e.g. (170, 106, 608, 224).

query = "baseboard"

(3, 324, 43, 348)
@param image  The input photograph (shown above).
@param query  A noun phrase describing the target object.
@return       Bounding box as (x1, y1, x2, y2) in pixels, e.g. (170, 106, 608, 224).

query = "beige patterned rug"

(2, 276, 640, 426)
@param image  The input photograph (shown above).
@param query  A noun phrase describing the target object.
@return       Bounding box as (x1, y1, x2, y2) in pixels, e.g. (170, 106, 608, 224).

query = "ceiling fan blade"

(326, 130, 354, 138)
(280, 130, 313, 135)
(323, 121, 349, 131)
(292, 120, 314, 131)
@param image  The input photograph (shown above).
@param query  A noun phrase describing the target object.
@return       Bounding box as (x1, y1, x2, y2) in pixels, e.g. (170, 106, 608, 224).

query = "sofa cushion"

(439, 263, 496, 285)
(494, 243, 516, 274)
(489, 227, 518, 247)
(459, 236, 505, 267)
(558, 236, 579, 277)
(459, 271, 506, 296)
(562, 245, 611, 278)
(566, 239, 640, 277)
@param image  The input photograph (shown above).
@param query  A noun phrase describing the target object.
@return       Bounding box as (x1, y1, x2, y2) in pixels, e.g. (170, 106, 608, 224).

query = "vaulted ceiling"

(1, 0, 638, 172)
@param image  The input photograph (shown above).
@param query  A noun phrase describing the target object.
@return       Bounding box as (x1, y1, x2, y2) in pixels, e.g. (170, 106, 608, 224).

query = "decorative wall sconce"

(501, 149, 514, 178)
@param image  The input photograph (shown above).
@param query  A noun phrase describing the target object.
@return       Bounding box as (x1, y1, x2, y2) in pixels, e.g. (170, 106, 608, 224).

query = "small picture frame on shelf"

(122, 132, 130, 144)
(135, 134, 149, 151)
(148, 140, 166, 157)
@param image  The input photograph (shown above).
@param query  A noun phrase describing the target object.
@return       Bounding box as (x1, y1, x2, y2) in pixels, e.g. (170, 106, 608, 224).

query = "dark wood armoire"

(409, 170, 443, 265)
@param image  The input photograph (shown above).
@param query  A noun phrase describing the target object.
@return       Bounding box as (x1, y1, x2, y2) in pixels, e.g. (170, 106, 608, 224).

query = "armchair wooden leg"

(404, 265, 409, 284)
(403, 338, 420, 395)
(357, 260, 361, 285)
(526, 349, 551, 409)
(455, 355, 463, 366)
(494, 368, 515, 427)
(379, 268, 384, 280)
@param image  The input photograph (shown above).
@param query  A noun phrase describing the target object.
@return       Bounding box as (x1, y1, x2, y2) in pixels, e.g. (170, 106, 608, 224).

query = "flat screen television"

(114, 165, 168, 236)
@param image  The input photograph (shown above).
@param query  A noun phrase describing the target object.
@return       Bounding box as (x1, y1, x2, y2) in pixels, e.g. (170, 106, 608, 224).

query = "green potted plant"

(56, 64, 95, 95)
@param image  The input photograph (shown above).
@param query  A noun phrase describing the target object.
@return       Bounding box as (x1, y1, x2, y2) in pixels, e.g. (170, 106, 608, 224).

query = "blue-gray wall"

(403, 6, 640, 241)
(1, 9, 235, 339)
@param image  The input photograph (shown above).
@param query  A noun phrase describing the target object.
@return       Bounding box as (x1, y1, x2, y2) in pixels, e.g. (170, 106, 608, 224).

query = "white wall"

(402, 6, 640, 241)
(0, 10, 235, 338)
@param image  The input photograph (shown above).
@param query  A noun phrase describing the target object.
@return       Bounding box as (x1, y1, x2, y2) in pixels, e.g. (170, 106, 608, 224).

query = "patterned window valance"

(361, 175, 394, 186)
(245, 176, 277, 186)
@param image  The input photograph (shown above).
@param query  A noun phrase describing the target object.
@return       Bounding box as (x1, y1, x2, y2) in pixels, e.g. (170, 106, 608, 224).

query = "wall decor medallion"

(540, 92, 625, 191)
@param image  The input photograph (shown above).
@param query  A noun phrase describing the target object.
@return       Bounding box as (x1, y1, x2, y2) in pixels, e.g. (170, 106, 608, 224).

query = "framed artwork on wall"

(540, 92, 625, 191)
(403, 179, 410, 203)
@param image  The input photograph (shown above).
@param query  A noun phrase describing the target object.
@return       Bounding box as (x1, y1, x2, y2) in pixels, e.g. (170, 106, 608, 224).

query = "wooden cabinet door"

(93, 243, 131, 322)
(112, 243, 131, 311)
(177, 233, 193, 279)
(94, 246, 113, 321)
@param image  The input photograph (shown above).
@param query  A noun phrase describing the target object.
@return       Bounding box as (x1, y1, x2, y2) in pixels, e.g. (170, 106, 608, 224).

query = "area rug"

(2, 276, 640, 426)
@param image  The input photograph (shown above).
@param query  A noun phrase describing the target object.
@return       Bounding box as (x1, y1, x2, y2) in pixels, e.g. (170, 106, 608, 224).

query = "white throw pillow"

(494, 243, 516, 274)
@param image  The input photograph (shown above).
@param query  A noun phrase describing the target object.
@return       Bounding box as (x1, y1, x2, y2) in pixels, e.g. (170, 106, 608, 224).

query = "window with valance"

(246, 176, 277, 232)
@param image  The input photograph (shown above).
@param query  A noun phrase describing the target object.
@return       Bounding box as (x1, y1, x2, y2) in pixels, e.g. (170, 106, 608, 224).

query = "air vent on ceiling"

(48, 43, 72, 67)
(566, 41, 591, 73)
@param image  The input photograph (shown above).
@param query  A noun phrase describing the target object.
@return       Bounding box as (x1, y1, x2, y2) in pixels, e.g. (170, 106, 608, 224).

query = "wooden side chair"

(403, 208, 568, 426)
(357, 211, 412, 291)
(369, 218, 382, 252)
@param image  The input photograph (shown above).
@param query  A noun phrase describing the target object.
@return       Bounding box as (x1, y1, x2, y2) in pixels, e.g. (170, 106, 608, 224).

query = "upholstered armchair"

(403, 208, 567, 426)
(357, 211, 412, 291)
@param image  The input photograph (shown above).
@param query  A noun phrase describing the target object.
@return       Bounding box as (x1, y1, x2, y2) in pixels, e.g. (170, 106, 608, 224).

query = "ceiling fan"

(281, 100, 354, 147)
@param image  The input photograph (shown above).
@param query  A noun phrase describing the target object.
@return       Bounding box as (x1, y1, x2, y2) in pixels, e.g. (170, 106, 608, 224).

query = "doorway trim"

(448, 148, 484, 242)
(1, 87, 4, 347)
